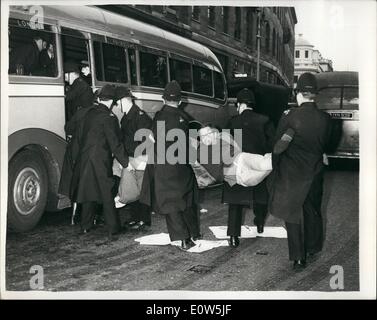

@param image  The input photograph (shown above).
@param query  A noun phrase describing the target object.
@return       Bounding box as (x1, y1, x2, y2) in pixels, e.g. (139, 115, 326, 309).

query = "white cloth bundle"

(233, 152, 272, 187)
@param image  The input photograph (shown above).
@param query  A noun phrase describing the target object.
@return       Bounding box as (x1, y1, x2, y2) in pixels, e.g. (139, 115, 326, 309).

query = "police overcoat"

(58, 105, 94, 198)
(70, 103, 129, 203)
(65, 77, 94, 121)
(267, 102, 332, 224)
(120, 103, 153, 157)
(139, 105, 198, 215)
(222, 109, 275, 206)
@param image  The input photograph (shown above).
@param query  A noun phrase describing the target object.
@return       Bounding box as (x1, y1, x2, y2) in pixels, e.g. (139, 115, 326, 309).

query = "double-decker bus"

(7, 5, 228, 232)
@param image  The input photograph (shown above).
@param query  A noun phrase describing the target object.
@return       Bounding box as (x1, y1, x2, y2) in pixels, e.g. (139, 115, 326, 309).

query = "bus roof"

(11, 5, 223, 72)
(315, 71, 358, 89)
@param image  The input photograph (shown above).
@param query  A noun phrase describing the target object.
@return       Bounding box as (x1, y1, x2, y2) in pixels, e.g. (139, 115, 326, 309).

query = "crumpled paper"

(209, 226, 287, 239)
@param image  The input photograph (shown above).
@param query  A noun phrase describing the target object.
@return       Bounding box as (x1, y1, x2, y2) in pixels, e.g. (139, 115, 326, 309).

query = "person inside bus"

(139, 80, 201, 251)
(64, 61, 94, 122)
(68, 84, 129, 239)
(9, 35, 44, 75)
(80, 60, 92, 86)
(223, 88, 275, 248)
(39, 41, 56, 77)
(115, 85, 153, 232)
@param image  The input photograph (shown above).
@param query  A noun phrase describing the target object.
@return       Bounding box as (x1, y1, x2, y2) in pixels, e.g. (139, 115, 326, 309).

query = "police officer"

(116, 85, 153, 231)
(268, 73, 333, 269)
(223, 88, 275, 247)
(140, 80, 200, 251)
(64, 61, 94, 122)
(70, 84, 129, 239)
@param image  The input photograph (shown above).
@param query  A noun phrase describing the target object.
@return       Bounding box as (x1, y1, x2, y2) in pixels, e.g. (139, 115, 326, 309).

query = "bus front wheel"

(8, 149, 48, 232)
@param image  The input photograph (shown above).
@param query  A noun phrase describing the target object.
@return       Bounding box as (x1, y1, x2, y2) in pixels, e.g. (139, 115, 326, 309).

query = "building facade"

(99, 5, 297, 87)
(294, 34, 333, 86)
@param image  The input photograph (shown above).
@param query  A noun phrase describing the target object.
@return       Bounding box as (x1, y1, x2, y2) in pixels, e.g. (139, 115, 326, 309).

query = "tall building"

(294, 34, 333, 86)
(99, 5, 297, 87)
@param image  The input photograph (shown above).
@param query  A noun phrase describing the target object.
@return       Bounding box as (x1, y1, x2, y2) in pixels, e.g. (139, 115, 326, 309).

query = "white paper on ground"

(209, 226, 287, 239)
(135, 233, 229, 253)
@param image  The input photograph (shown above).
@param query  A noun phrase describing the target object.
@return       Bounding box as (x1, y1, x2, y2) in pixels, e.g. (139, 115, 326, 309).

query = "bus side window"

(193, 65, 213, 97)
(342, 87, 359, 110)
(128, 48, 137, 85)
(315, 88, 342, 110)
(93, 41, 128, 83)
(169, 58, 192, 92)
(139, 50, 167, 88)
(61, 33, 90, 77)
(9, 20, 57, 77)
(214, 71, 225, 100)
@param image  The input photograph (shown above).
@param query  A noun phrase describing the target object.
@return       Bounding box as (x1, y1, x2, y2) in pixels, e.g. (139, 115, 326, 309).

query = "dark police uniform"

(64, 62, 94, 122)
(267, 73, 333, 263)
(223, 89, 275, 238)
(70, 85, 129, 234)
(140, 81, 200, 244)
(120, 94, 153, 226)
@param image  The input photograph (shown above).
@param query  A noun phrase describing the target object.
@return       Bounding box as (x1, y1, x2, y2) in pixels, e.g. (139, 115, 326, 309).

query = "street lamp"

(256, 7, 263, 81)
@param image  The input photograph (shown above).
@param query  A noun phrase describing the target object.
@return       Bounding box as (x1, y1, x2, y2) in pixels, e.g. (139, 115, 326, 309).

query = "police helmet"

(162, 80, 182, 101)
(98, 84, 116, 100)
(64, 61, 80, 74)
(236, 88, 256, 106)
(296, 73, 318, 94)
(115, 85, 136, 101)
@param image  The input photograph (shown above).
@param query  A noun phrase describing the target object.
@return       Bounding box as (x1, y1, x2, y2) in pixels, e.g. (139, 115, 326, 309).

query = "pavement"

(5, 160, 359, 292)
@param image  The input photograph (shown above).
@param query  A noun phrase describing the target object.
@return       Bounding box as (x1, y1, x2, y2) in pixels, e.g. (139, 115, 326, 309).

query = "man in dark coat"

(39, 42, 56, 77)
(64, 61, 94, 122)
(223, 88, 275, 247)
(9, 36, 44, 75)
(267, 73, 333, 270)
(70, 84, 129, 237)
(139, 80, 200, 250)
(116, 85, 153, 231)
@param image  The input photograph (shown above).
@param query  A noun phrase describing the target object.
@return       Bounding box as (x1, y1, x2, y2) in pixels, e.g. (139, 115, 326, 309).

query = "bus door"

(60, 27, 91, 126)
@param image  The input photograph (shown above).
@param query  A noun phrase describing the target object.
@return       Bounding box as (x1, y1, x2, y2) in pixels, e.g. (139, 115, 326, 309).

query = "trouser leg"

(303, 171, 324, 254)
(285, 221, 305, 261)
(80, 202, 97, 231)
(227, 204, 243, 236)
(182, 206, 200, 239)
(253, 203, 268, 226)
(165, 212, 190, 241)
(102, 201, 121, 234)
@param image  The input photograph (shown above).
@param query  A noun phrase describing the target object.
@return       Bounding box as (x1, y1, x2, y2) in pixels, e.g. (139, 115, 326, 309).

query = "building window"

(246, 9, 253, 46)
(265, 23, 270, 53)
(272, 29, 276, 57)
(305, 50, 309, 58)
(208, 6, 216, 28)
(295, 50, 300, 58)
(234, 7, 241, 40)
(192, 6, 200, 21)
(222, 6, 229, 34)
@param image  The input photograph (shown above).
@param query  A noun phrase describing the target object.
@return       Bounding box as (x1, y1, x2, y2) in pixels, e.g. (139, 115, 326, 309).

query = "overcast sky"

(293, 0, 375, 72)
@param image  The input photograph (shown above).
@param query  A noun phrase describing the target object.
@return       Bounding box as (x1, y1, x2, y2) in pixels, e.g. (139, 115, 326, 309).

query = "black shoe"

(191, 234, 203, 241)
(180, 238, 196, 251)
(129, 221, 149, 231)
(293, 259, 307, 270)
(257, 224, 264, 234)
(228, 236, 240, 248)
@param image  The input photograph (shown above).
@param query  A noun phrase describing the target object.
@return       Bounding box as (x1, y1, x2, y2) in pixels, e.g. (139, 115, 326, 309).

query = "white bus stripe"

(8, 84, 65, 97)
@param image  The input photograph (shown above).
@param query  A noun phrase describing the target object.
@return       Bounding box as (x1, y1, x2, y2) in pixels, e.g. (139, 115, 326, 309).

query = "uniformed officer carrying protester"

(64, 61, 94, 122)
(116, 85, 153, 231)
(69, 84, 129, 239)
(140, 80, 201, 251)
(223, 88, 275, 248)
(268, 72, 333, 270)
